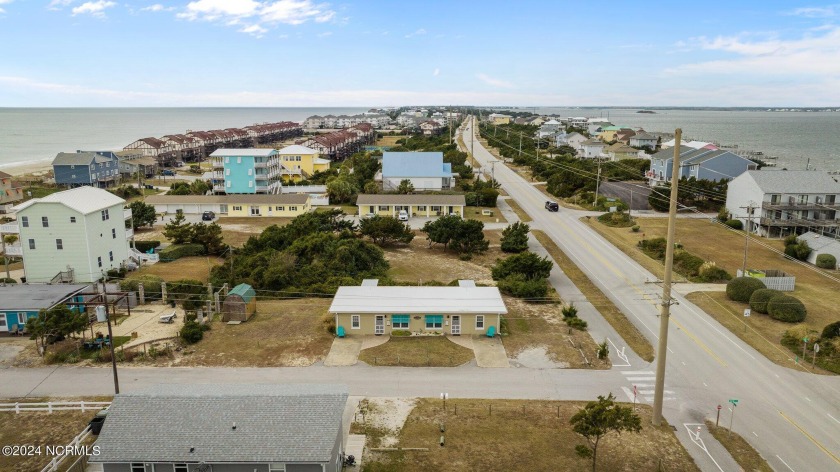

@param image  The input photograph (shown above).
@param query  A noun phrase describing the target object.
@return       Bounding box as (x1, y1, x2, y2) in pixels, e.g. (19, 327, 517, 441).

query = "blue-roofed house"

(380, 151, 454, 191)
(52, 151, 121, 188)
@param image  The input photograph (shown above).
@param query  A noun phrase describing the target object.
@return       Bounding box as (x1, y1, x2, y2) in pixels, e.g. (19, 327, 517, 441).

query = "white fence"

(40, 426, 93, 472)
(736, 269, 796, 292)
(0, 400, 111, 413)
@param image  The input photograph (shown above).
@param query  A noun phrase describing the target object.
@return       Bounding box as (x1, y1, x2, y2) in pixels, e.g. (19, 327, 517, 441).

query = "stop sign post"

(716, 404, 722, 427)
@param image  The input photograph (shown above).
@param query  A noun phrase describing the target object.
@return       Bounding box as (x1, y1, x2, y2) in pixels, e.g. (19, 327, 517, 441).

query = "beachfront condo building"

(13, 186, 131, 283)
(277, 145, 331, 182)
(210, 148, 282, 195)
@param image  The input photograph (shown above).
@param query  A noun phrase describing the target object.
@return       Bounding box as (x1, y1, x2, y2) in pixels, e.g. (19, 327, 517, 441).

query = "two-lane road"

(465, 118, 840, 472)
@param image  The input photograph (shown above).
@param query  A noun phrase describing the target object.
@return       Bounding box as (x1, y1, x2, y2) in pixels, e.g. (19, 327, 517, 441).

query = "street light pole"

(652, 128, 682, 427)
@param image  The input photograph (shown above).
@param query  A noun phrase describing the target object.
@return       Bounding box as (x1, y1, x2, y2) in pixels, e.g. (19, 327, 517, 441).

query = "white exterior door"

(375, 315, 385, 335)
(451, 315, 460, 335)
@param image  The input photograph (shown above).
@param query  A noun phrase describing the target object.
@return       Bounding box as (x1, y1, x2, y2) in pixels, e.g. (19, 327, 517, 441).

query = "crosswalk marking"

(620, 370, 676, 403)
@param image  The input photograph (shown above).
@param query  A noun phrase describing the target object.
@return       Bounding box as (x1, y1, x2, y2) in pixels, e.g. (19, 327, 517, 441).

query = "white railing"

(123, 208, 132, 220)
(125, 228, 134, 239)
(213, 184, 225, 191)
(3, 244, 22, 256)
(40, 426, 94, 472)
(0, 400, 111, 413)
(0, 223, 19, 233)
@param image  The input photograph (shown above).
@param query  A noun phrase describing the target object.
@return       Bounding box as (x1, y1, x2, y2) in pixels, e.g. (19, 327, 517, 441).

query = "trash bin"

(170, 300, 176, 308)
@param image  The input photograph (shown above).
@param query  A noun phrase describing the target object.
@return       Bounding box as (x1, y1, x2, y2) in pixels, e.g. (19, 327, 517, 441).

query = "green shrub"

(631, 225, 640, 233)
(597, 211, 634, 228)
(724, 219, 743, 230)
(638, 237, 667, 259)
(697, 262, 732, 283)
(0, 277, 16, 284)
(322, 313, 336, 335)
(562, 303, 578, 318)
(783, 240, 811, 261)
(180, 320, 204, 344)
(816, 254, 837, 269)
(134, 240, 161, 253)
(391, 330, 411, 337)
(726, 277, 767, 302)
(767, 295, 807, 323)
(673, 251, 705, 277)
(566, 317, 588, 331)
(159, 243, 206, 261)
(119, 274, 164, 300)
(783, 234, 798, 247)
(822, 321, 840, 339)
(749, 288, 781, 314)
(497, 274, 550, 299)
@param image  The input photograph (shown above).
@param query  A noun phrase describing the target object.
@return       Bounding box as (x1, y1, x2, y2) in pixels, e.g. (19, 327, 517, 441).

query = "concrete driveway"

(324, 337, 363, 366)
(450, 335, 510, 368)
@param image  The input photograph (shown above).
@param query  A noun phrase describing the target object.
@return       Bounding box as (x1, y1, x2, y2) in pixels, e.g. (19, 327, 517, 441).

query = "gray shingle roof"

(91, 384, 348, 464)
(52, 152, 112, 166)
(744, 170, 840, 193)
(0, 284, 90, 311)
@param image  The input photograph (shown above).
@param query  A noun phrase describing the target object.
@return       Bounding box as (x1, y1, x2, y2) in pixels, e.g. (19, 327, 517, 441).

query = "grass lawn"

(704, 420, 773, 472)
(359, 399, 698, 472)
(384, 230, 503, 285)
(463, 207, 506, 223)
(173, 298, 334, 367)
(359, 337, 474, 367)
(586, 217, 840, 371)
(133, 256, 223, 282)
(0, 409, 94, 471)
(533, 230, 655, 361)
(504, 198, 532, 223)
(376, 135, 404, 146)
(317, 205, 358, 215)
(503, 297, 610, 369)
(19, 185, 61, 201)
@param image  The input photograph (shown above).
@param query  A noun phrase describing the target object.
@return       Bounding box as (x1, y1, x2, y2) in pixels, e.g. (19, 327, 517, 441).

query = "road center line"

(779, 410, 840, 465)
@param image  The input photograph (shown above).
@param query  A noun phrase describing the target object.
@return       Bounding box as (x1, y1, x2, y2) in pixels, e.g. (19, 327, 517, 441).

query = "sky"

(1, 0, 839, 107)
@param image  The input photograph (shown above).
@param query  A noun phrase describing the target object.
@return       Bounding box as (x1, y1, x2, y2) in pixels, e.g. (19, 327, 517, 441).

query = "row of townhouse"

(300, 123, 376, 160)
(305, 114, 392, 129)
(123, 121, 303, 166)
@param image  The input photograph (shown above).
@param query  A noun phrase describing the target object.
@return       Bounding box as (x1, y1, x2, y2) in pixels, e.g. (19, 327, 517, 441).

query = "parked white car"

(398, 210, 409, 221)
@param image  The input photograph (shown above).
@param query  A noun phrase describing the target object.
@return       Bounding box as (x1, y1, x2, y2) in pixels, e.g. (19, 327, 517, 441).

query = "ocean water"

(1, 107, 839, 172)
(0, 107, 369, 170)
(535, 107, 840, 171)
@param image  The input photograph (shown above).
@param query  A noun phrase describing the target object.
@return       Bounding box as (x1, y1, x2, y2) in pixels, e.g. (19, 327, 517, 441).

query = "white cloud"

(433, 68, 440, 76)
(667, 26, 840, 77)
(141, 4, 175, 12)
(405, 28, 426, 38)
(476, 73, 514, 89)
(48, 0, 74, 10)
(178, 0, 336, 33)
(316, 31, 332, 37)
(786, 6, 836, 17)
(71, 0, 116, 17)
(0, 0, 12, 14)
(239, 23, 267, 37)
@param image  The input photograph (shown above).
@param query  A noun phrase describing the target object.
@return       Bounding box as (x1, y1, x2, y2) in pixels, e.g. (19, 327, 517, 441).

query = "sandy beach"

(0, 159, 54, 178)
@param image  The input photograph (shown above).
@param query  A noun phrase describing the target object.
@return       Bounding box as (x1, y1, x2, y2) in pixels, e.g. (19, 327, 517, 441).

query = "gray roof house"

(91, 384, 349, 472)
(797, 231, 840, 268)
(648, 147, 756, 187)
(52, 151, 121, 188)
(725, 170, 840, 238)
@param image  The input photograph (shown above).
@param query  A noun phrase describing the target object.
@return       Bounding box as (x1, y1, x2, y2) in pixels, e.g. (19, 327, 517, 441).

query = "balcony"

(213, 184, 225, 192)
(762, 200, 839, 211)
(212, 172, 224, 179)
(759, 216, 840, 227)
(211, 159, 224, 168)
(0, 223, 19, 234)
(125, 227, 134, 239)
(123, 208, 133, 220)
(3, 244, 22, 256)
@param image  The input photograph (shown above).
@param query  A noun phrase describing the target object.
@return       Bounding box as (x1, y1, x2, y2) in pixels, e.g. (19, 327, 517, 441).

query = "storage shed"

(222, 283, 256, 322)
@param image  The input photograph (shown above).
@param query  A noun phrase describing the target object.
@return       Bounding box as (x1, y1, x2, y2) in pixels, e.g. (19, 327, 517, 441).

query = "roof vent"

(232, 422, 237, 430)
(190, 447, 195, 453)
(458, 280, 476, 288)
(361, 279, 379, 287)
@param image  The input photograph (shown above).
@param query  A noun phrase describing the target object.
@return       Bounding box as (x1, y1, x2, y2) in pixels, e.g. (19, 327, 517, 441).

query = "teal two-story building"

(0, 284, 89, 335)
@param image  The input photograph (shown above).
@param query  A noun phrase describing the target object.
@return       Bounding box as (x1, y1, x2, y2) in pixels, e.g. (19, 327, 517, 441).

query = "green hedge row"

(159, 243, 206, 262)
(134, 240, 161, 253)
(816, 254, 837, 269)
(726, 277, 766, 303)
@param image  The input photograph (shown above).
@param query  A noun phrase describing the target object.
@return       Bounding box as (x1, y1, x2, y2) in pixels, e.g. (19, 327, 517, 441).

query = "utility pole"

(740, 203, 754, 273)
(518, 134, 522, 157)
(490, 161, 496, 184)
(652, 128, 682, 427)
(594, 158, 602, 204)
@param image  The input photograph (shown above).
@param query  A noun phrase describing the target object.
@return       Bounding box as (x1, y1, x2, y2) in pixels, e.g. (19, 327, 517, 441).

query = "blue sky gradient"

(1, 0, 838, 106)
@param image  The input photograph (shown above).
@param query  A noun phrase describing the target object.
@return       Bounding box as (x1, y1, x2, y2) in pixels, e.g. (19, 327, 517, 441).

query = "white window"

(250, 206, 260, 215)
(378, 205, 389, 211)
(70, 216, 76, 223)
(351, 315, 360, 329)
(0, 315, 5, 328)
(97, 257, 102, 268)
(276, 206, 285, 211)
(42, 216, 49, 227)
(92, 173, 96, 179)
(109, 251, 113, 262)
(289, 206, 297, 211)
(233, 206, 242, 211)
(475, 315, 485, 330)
(237, 156, 242, 164)
(56, 239, 63, 250)
(248, 181, 253, 188)
(130, 465, 144, 472)
(112, 228, 116, 239)
(269, 464, 285, 472)
(21, 216, 28, 227)
(225, 157, 230, 164)
(174, 465, 188, 472)
(247, 168, 253, 176)
(227, 181, 232, 188)
(101, 209, 110, 221)
(296, 156, 301, 161)
(71, 174, 76, 179)
(226, 169, 231, 176)
(417, 206, 426, 211)
(28, 239, 35, 250)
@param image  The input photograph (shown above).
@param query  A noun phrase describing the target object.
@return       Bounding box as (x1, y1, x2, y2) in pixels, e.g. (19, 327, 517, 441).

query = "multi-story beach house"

(13, 186, 132, 283)
(210, 148, 282, 195)
(0, 171, 23, 213)
(647, 148, 756, 187)
(380, 152, 454, 191)
(277, 145, 331, 182)
(52, 151, 121, 188)
(725, 170, 840, 238)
